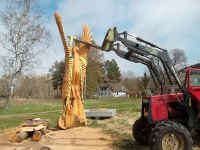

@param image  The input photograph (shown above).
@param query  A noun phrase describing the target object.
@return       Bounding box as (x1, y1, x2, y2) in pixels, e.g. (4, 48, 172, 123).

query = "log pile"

(10, 118, 48, 143)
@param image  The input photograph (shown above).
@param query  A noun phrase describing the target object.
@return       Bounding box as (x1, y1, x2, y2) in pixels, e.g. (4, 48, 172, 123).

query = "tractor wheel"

(133, 117, 150, 145)
(150, 121, 193, 150)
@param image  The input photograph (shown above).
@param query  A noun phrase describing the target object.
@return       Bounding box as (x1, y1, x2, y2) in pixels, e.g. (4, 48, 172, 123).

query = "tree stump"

(11, 131, 28, 143)
(32, 131, 42, 141)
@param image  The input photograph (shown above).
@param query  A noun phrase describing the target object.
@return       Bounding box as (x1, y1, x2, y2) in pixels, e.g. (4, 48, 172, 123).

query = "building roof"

(99, 82, 127, 92)
(111, 83, 127, 92)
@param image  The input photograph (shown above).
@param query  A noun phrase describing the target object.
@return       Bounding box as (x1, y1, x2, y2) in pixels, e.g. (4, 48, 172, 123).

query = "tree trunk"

(4, 89, 12, 109)
(4, 77, 14, 109)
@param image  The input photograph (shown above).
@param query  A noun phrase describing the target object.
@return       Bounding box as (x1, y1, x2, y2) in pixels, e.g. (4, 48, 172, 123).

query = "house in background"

(96, 78, 128, 98)
(111, 83, 127, 97)
(97, 85, 113, 97)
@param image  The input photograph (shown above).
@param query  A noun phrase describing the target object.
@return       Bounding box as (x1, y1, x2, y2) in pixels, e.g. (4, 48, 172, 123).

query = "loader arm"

(115, 48, 164, 92)
(106, 28, 194, 128)
(102, 27, 184, 93)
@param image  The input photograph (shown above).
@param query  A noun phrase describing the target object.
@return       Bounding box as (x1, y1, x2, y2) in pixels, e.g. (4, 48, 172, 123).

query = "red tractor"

(72, 27, 200, 150)
(135, 67, 200, 150)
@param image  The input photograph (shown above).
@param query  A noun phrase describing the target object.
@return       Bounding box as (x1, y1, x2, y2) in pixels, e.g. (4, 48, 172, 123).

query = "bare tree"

(171, 48, 187, 69)
(0, 0, 50, 108)
(14, 74, 53, 99)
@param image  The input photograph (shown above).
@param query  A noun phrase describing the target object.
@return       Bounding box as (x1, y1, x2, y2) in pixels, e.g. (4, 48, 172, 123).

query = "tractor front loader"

(72, 27, 200, 150)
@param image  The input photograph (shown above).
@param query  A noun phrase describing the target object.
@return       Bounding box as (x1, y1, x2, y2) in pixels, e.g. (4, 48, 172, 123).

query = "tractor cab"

(185, 67, 200, 102)
(142, 67, 200, 123)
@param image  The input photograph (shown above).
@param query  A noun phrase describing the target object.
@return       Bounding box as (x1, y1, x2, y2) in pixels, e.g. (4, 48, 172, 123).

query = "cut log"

(21, 124, 46, 132)
(32, 131, 42, 141)
(10, 131, 28, 143)
(11, 134, 22, 143)
(18, 131, 29, 139)
(9, 118, 49, 143)
(21, 118, 48, 127)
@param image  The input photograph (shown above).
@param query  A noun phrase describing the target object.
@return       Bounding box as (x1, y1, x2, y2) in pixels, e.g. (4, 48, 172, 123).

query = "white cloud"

(127, 0, 200, 69)
(129, 0, 200, 48)
(44, 0, 145, 75)
(3, 0, 198, 76)
(46, 0, 199, 76)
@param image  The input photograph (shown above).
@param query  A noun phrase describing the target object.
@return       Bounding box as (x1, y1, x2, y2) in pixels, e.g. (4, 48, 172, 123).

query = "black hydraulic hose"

(162, 62, 173, 85)
(125, 32, 167, 52)
(165, 63, 184, 92)
(148, 66, 159, 88)
(151, 64, 164, 94)
(119, 36, 176, 88)
(129, 54, 163, 90)
(110, 29, 182, 94)
(126, 51, 163, 93)
(114, 48, 161, 92)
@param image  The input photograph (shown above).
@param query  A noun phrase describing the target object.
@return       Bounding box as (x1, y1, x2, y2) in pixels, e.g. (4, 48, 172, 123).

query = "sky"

(1, 0, 200, 76)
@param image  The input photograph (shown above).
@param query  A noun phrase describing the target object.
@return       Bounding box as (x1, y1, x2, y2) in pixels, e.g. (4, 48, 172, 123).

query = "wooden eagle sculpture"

(54, 12, 92, 129)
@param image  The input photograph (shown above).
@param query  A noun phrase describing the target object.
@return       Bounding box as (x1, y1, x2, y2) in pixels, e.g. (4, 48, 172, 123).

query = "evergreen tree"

(104, 59, 121, 82)
(49, 60, 65, 91)
(86, 48, 105, 98)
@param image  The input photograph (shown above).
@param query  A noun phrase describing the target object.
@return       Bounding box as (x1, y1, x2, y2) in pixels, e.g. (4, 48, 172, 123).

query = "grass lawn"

(0, 98, 141, 130)
(0, 98, 141, 115)
(0, 98, 144, 150)
(85, 98, 141, 112)
(0, 99, 62, 115)
(1, 98, 200, 150)
(0, 112, 62, 130)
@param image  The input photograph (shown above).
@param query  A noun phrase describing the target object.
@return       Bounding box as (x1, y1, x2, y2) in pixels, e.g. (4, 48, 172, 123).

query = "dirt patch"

(92, 112, 141, 137)
(1, 112, 200, 150)
(0, 127, 113, 150)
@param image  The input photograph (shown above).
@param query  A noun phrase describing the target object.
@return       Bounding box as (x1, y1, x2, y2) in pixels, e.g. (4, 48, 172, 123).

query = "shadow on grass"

(113, 138, 149, 150)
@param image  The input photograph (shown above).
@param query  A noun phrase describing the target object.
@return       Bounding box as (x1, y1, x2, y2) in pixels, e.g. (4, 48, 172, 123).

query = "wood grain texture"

(32, 131, 42, 141)
(54, 13, 92, 129)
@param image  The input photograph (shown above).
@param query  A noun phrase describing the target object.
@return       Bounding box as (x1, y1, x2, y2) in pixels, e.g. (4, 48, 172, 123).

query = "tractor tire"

(133, 117, 150, 145)
(150, 120, 193, 150)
